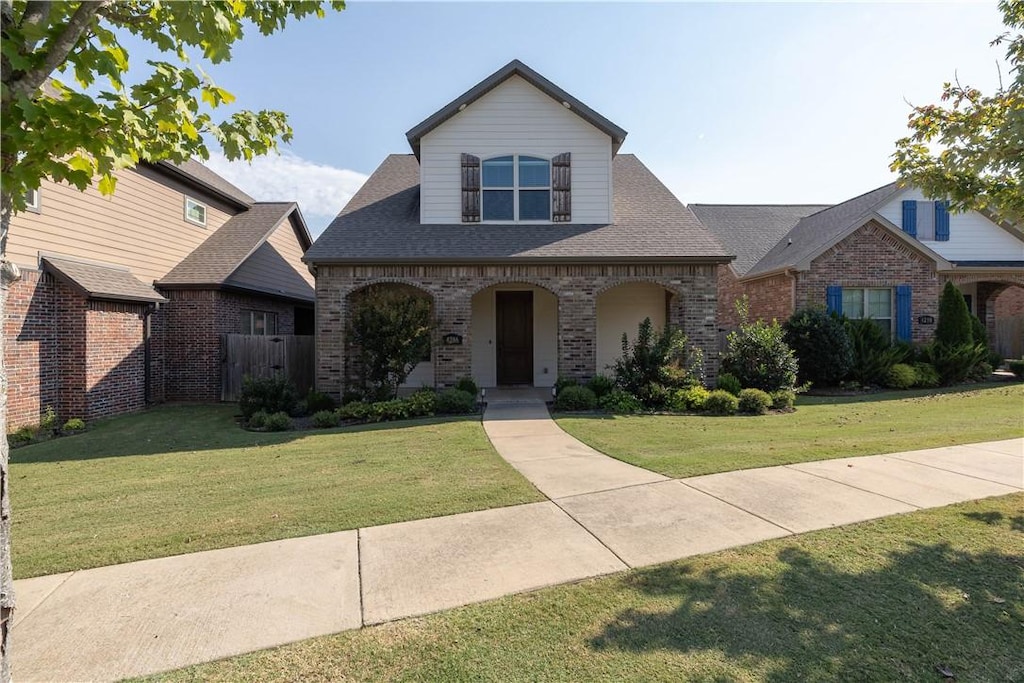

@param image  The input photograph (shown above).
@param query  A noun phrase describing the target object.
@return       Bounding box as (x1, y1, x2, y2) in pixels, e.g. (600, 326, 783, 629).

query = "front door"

(496, 291, 533, 385)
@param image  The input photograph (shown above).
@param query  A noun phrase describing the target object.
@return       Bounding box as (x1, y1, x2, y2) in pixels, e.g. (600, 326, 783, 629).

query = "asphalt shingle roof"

(42, 255, 166, 303)
(690, 204, 831, 276)
(159, 202, 300, 286)
(156, 159, 255, 208)
(305, 154, 730, 263)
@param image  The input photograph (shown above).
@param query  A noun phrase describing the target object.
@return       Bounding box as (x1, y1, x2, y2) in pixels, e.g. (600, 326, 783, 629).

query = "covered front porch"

(950, 271, 1024, 359)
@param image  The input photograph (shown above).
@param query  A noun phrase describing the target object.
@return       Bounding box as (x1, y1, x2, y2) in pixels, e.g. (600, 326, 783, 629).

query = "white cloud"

(203, 150, 367, 236)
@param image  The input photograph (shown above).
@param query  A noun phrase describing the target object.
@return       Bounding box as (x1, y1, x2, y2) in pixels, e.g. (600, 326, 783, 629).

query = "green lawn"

(557, 383, 1024, 478)
(10, 405, 543, 579)
(148, 493, 1024, 683)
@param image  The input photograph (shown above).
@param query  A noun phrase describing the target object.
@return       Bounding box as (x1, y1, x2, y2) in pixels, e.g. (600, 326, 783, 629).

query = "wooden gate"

(221, 334, 315, 401)
(995, 316, 1023, 360)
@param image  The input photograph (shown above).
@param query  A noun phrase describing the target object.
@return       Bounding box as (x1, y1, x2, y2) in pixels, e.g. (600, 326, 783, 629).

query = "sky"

(116, 2, 1011, 236)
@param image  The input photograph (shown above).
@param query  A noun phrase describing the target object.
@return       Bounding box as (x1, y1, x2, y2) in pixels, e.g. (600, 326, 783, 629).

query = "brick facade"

(5, 270, 57, 428)
(717, 264, 793, 332)
(315, 262, 719, 397)
(995, 285, 1024, 318)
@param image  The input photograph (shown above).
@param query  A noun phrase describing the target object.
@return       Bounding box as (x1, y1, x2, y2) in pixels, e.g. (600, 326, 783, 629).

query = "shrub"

(612, 318, 701, 407)
(349, 284, 433, 399)
(844, 318, 908, 386)
(936, 281, 974, 346)
(306, 390, 337, 414)
(8, 425, 37, 446)
(1009, 359, 1024, 379)
(969, 361, 993, 381)
(555, 376, 579, 394)
(436, 388, 476, 415)
(338, 400, 370, 421)
(637, 382, 670, 410)
(368, 399, 410, 422)
(290, 399, 308, 418)
(247, 410, 269, 429)
(668, 385, 710, 412)
(721, 317, 798, 393)
(770, 389, 796, 410)
(311, 410, 340, 428)
(970, 315, 988, 348)
(784, 308, 854, 387)
(912, 362, 941, 388)
(239, 375, 298, 419)
(988, 350, 1004, 370)
(885, 363, 917, 390)
(39, 406, 57, 432)
(599, 389, 643, 413)
(715, 372, 742, 396)
(738, 388, 772, 415)
(704, 389, 739, 415)
(341, 389, 365, 405)
(62, 417, 86, 432)
(264, 411, 293, 431)
(454, 376, 479, 397)
(554, 385, 597, 411)
(407, 389, 437, 417)
(586, 374, 615, 399)
(920, 342, 989, 385)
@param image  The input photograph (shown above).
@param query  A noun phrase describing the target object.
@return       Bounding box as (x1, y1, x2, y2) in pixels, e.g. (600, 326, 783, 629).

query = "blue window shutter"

(896, 285, 912, 342)
(935, 200, 950, 241)
(826, 285, 843, 315)
(901, 200, 917, 237)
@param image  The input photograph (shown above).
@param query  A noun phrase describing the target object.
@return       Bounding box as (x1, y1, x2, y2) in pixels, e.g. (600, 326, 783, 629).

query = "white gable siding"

(877, 187, 1024, 261)
(419, 75, 612, 224)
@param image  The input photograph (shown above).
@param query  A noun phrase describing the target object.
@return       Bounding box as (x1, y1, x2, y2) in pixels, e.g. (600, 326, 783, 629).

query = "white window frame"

(843, 287, 894, 338)
(241, 310, 278, 336)
(184, 196, 207, 227)
(481, 154, 551, 223)
(25, 188, 41, 213)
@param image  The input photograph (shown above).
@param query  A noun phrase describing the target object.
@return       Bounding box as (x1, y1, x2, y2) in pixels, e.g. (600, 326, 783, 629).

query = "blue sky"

(116, 2, 1010, 235)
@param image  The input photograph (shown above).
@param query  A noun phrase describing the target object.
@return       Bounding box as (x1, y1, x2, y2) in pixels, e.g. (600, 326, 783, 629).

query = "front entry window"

(842, 288, 893, 337)
(482, 155, 551, 222)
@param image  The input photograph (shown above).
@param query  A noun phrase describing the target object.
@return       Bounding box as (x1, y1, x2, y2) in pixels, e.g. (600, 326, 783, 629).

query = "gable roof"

(304, 154, 729, 264)
(405, 60, 628, 159)
(690, 204, 830, 276)
(150, 159, 255, 209)
(42, 255, 166, 303)
(158, 202, 313, 300)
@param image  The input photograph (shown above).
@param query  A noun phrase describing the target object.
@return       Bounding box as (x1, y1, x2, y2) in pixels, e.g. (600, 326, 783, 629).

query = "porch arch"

(470, 282, 558, 388)
(596, 281, 676, 376)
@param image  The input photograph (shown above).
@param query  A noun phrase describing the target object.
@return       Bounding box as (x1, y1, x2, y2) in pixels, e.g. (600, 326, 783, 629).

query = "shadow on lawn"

(590, 515, 1024, 681)
(11, 404, 479, 464)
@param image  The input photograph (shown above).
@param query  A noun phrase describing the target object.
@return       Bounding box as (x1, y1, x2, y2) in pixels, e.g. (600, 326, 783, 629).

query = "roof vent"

(562, 101, 571, 109)
(458, 103, 467, 111)
(787, 238, 793, 245)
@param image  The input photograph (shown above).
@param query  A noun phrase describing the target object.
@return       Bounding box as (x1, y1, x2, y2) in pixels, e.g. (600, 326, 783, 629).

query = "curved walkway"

(12, 399, 1023, 681)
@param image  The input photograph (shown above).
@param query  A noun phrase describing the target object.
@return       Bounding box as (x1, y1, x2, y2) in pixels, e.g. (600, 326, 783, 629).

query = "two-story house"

(6, 159, 315, 428)
(304, 60, 731, 395)
(693, 185, 1024, 356)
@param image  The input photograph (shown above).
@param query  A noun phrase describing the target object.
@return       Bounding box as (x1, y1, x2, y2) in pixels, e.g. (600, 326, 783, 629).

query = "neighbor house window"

(481, 155, 551, 222)
(184, 196, 207, 226)
(842, 288, 893, 337)
(241, 310, 278, 335)
(24, 188, 41, 213)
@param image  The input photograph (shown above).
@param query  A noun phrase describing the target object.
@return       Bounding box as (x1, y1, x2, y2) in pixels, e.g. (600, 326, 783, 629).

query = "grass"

(147, 493, 1024, 682)
(10, 405, 543, 579)
(557, 383, 1024, 478)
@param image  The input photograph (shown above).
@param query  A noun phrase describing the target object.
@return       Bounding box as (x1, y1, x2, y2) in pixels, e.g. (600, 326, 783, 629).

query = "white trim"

(24, 188, 41, 213)
(184, 196, 208, 227)
(843, 286, 894, 339)
(480, 153, 552, 224)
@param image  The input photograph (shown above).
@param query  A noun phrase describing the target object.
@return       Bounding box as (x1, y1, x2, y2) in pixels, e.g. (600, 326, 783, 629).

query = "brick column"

(557, 290, 596, 381)
(433, 288, 471, 386)
(315, 274, 346, 399)
(977, 282, 1003, 350)
(672, 269, 720, 383)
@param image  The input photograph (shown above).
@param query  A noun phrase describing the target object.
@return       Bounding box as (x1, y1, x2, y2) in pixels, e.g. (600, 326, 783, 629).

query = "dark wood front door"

(496, 291, 533, 385)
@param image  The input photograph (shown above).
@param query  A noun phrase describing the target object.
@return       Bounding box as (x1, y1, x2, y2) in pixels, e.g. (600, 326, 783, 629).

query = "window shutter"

(826, 285, 843, 315)
(901, 200, 917, 237)
(934, 200, 950, 241)
(461, 153, 480, 223)
(551, 152, 571, 222)
(896, 285, 912, 342)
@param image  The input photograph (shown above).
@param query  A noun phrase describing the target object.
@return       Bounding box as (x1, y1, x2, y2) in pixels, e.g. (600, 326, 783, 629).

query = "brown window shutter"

(552, 152, 571, 222)
(461, 153, 481, 222)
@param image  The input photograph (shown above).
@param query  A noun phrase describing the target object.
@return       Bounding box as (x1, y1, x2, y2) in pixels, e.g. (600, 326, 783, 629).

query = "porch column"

(557, 290, 596, 381)
(976, 282, 1003, 350)
(434, 288, 472, 387)
(670, 269, 720, 383)
(315, 277, 346, 399)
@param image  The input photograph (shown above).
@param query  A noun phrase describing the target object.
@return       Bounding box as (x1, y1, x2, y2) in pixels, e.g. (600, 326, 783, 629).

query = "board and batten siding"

(877, 187, 1024, 262)
(419, 75, 613, 225)
(7, 168, 235, 283)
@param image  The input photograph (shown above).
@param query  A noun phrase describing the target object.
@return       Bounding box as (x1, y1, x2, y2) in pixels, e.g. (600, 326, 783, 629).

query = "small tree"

(612, 317, 700, 407)
(783, 308, 854, 387)
(348, 286, 433, 400)
(721, 299, 798, 393)
(936, 281, 974, 347)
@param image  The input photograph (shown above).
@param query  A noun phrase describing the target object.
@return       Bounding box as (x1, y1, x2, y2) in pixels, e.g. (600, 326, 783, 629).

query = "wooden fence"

(995, 316, 1023, 360)
(221, 334, 315, 401)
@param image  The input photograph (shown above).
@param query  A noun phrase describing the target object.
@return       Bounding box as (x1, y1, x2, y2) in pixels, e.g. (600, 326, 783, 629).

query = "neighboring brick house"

(5, 160, 314, 428)
(693, 184, 1024, 355)
(304, 60, 730, 396)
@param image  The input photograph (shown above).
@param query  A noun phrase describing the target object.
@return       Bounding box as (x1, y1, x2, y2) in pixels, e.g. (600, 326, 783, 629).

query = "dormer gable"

(411, 60, 627, 225)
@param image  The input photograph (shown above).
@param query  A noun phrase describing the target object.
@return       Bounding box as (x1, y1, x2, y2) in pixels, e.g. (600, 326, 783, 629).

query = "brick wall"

(5, 270, 58, 428)
(795, 221, 940, 344)
(719, 265, 795, 331)
(314, 262, 719, 397)
(83, 301, 149, 420)
(994, 285, 1024, 317)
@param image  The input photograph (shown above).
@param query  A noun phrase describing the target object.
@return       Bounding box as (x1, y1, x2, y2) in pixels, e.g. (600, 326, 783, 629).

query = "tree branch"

(18, 1, 52, 51)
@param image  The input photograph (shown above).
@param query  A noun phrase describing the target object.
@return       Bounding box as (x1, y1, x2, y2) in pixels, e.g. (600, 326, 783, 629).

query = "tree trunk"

(1, 190, 18, 683)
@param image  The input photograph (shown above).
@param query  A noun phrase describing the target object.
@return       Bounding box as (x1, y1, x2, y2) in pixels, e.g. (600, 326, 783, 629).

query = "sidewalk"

(13, 400, 1023, 681)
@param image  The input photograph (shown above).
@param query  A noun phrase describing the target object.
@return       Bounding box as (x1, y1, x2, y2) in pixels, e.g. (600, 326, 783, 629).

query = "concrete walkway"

(12, 401, 1023, 682)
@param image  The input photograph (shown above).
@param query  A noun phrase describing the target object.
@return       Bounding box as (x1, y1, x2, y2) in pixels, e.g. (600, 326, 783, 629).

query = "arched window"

(481, 155, 551, 221)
